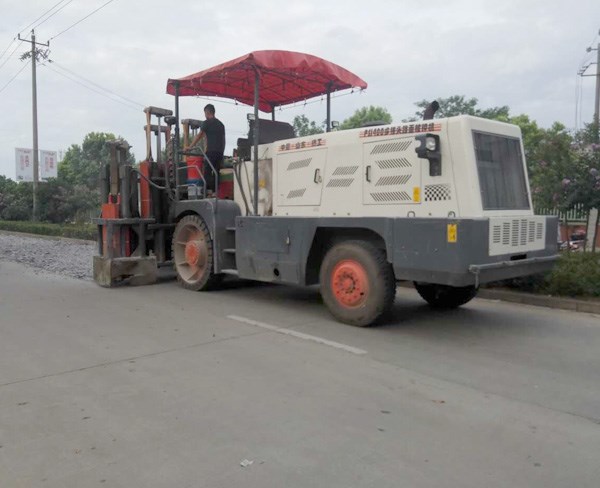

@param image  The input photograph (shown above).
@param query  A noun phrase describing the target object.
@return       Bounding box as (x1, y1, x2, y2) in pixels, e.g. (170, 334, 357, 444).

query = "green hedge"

(493, 252, 600, 298)
(0, 220, 96, 241)
(544, 252, 600, 297)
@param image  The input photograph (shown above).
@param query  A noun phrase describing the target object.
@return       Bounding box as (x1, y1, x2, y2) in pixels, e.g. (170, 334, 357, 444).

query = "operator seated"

(185, 103, 225, 194)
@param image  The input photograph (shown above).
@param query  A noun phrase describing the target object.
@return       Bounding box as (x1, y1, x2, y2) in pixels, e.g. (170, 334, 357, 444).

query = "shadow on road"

(206, 278, 531, 334)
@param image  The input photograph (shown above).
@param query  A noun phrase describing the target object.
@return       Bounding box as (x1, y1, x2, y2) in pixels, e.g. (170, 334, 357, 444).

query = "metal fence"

(536, 204, 588, 222)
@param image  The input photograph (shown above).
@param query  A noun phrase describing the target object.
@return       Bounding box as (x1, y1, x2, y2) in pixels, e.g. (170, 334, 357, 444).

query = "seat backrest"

(248, 118, 295, 144)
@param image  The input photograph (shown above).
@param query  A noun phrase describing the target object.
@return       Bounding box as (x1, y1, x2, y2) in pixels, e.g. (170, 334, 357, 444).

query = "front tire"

(320, 240, 395, 327)
(414, 283, 478, 309)
(172, 215, 223, 291)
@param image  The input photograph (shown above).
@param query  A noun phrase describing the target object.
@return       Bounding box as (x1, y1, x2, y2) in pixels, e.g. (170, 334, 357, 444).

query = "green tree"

(569, 124, 600, 213)
(527, 122, 575, 213)
(504, 114, 544, 164)
(59, 132, 133, 189)
(0, 177, 32, 221)
(292, 115, 324, 137)
(407, 95, 509, 121)
(339, 106, 392, 130)
(37, 179, 99, 223)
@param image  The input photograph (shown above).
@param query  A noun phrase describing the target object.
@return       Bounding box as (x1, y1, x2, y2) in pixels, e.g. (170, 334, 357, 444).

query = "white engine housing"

(234, 115, 546, 255)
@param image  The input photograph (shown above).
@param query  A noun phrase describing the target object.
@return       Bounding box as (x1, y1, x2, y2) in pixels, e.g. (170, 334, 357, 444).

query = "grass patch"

(0, 220, 96, 241)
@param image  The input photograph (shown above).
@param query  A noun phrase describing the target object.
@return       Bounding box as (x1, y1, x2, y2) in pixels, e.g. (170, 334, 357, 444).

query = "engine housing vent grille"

(370, 140, 412, 155)
(375, 174, 412, 186)
(370, 191, 412, 202)
(332, 165, 359, 176)
(287, 158, 312, 171)
(326, 178, 354, 188)
(287, 188, 307, 199)
(489, 217, 546, 256)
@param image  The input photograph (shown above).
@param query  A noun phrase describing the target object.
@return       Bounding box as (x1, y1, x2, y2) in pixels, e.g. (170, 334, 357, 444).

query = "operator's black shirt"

(201, 117, 226, 154)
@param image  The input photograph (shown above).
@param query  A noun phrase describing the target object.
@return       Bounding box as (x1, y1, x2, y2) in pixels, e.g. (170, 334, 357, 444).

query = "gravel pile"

(0, 233, 95, 280)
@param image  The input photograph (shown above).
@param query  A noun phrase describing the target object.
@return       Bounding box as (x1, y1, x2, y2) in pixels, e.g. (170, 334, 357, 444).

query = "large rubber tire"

(414, 283, 478, 309)
(320, 240, 395, 327)
(172, 215, 223, 291)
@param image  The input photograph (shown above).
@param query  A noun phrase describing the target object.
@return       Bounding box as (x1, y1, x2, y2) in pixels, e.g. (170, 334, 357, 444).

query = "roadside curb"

(399, 282, 600, 315)
(0, 229, 95, 245)
(477, 288, 600, 314)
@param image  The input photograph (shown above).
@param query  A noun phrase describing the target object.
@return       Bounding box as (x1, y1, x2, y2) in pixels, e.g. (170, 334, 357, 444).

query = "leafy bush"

(0, 220, 96, 240)
(543, 252, 600, 297)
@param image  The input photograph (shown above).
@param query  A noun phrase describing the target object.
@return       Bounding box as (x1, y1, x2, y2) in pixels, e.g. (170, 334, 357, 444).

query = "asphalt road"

(1, 260, 599, 488)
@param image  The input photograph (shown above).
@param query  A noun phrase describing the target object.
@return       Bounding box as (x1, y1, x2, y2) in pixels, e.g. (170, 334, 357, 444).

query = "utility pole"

(18, 29, 49, 221)
(581, 36, 600, 141)
(584, 41, 600, 141)
(595, 41, 600, 139)
(580, 32, 600, 251)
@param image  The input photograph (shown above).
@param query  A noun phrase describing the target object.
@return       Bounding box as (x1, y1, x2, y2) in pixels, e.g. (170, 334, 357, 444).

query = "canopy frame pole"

(326, 82, 332, 132)
(271, 105, 275, 121)
(174, 81, 181, 202)
(253, 68, 260, 215)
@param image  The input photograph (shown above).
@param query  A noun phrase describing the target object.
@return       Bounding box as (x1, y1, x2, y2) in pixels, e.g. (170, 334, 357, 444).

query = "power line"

(33, 0, 75, 31)
(0, 1, 67, 64)
(0, 59, 31, 94)
(0, 38, 18, 64)
(42, 61, 140, 111)
(0, 40, 25, 72)
(50, 0, 117, 41)
(17, 0, 70, 35)
(49, 59, 144, 107)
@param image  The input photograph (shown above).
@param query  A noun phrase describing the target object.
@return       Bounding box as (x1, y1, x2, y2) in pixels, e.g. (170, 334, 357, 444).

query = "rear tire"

(414, 283, 478, 309)
(320, 240, 395, 327)
(172, 215, 223, 291)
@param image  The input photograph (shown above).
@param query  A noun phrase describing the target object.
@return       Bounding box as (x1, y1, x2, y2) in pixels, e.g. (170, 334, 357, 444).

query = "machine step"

(223, 248, 236, 254)
(220, 269, 239, 276)
(226, 226, 236, 232)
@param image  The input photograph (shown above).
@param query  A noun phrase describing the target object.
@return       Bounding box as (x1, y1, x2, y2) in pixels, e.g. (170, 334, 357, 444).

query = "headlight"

(425, 136, 437, 151)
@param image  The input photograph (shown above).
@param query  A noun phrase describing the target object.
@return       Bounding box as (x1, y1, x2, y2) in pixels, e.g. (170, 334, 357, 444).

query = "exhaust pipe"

(423, 101, 439, 120)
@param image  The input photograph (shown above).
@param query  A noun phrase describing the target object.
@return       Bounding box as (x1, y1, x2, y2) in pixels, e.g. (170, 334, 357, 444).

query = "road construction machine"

(93, 50, 559, 326)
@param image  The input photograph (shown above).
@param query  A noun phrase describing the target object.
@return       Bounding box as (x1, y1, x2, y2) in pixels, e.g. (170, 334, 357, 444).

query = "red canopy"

(166, 50, 367, 112)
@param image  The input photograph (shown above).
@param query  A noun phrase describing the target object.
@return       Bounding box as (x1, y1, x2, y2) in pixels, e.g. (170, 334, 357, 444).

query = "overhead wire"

(0, 40, 25, 72)
(0, 1, 70, 65)
(33, 0, 75, 31)
(42, 62, 140, 112)
(49, 59, 144, 107)
(0, 59, 31, 94)
(0, 38, 18, 64)
(17, 0, 70, 36)
(50, 0, 117, 41)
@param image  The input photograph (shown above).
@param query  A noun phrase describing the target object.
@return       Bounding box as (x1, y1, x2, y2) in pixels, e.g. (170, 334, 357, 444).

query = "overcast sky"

(0, 0, 598, 179)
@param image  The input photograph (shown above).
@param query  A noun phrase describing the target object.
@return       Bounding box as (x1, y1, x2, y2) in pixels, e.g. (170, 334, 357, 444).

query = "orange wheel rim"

(331, 259, 369, 308)
(174, 226, 208, 284)
(184, 240, 206, 267)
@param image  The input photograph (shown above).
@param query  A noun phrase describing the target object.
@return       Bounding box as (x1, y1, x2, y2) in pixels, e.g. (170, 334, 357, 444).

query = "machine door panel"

(276, 148, 327, 207)
(362, 138, 421, 205)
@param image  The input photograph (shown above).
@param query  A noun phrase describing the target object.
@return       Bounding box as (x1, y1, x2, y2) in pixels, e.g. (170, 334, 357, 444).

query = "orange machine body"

(101, 199, 131, 257)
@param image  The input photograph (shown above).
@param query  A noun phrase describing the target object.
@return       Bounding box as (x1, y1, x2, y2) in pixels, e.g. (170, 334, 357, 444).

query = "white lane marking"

(226, 315, 368, 355)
